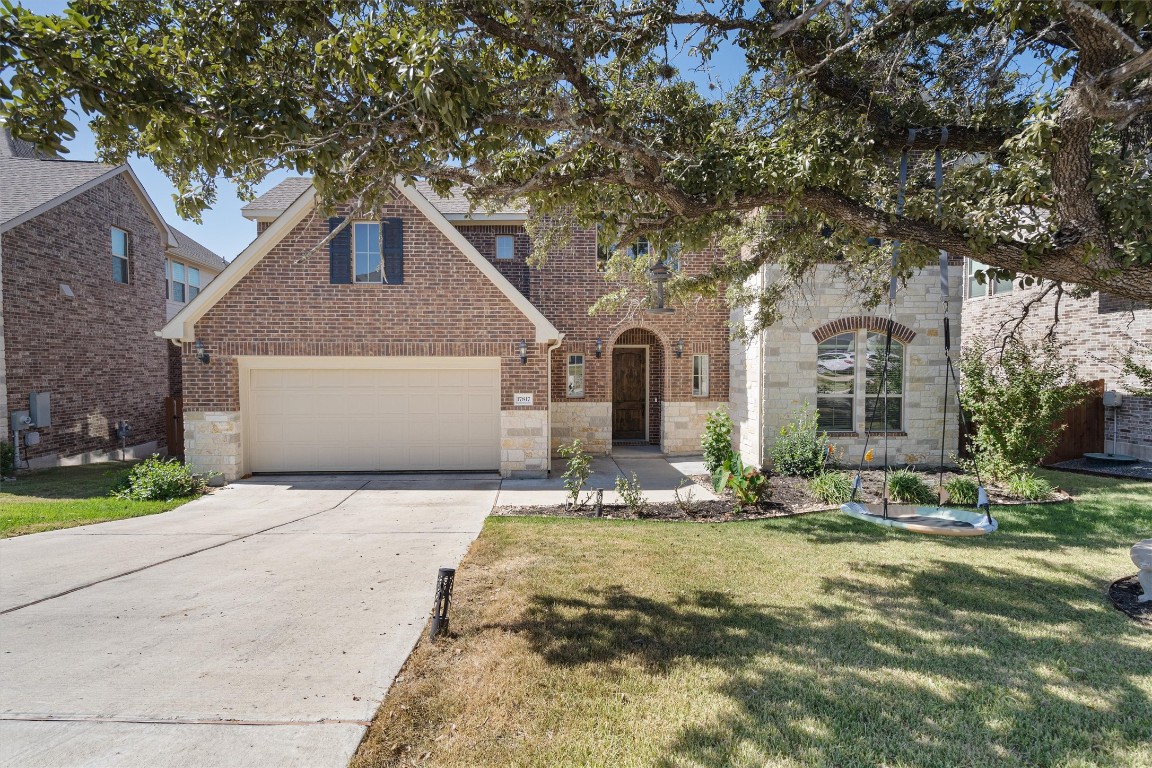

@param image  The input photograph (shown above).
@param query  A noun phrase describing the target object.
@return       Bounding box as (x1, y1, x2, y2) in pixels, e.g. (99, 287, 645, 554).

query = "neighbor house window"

(692, 354, 709, 397)
(353, 222, 382, 283)
(567, 354, 585, 397)
(167, 261, 200, 303)
(111, 227, 129, 283)
(495, 235, 514, 260)
(816, 331, 905, 432)
(967, 258, 1013, 298)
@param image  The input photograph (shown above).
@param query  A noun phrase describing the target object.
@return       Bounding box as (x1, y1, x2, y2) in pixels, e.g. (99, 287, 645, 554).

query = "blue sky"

(15, 1, 747, 261)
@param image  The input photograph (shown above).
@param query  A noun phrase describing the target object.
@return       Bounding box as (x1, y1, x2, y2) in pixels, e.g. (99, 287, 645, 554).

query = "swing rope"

(930, 128, 992, 522)
(850, 129, 915, 518)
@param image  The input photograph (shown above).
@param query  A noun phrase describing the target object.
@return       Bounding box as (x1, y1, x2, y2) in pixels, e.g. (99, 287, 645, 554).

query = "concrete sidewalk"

(497, 446, 716, 506)
(0, 475, 497, 768)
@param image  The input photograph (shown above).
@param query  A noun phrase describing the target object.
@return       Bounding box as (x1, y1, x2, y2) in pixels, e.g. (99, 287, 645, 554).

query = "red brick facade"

(2, 173, 170, 462)
(183, 197, 546, 414)
(181, 185, 730, 476)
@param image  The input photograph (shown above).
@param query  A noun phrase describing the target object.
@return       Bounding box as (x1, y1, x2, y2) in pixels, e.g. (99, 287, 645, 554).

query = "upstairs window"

(567, 354, 585, 397)
(596, 231, 681, 272)
(967, 258, 1013, 298)
(111, 227, 129, 284)
(168, 261, 200, 303)
(353, 222, 382, 283)
(495, 235, 515, 260)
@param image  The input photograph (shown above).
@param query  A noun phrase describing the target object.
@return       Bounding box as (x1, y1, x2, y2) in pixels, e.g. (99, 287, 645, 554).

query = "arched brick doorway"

(611, 328, 665, 445)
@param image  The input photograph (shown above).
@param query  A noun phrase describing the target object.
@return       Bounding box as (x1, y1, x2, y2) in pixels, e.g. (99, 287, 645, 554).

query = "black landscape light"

(429, 567, 456, 640)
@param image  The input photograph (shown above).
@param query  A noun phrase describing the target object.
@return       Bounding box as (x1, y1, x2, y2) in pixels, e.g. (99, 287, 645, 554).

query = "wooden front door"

(613, 348, 647, 440)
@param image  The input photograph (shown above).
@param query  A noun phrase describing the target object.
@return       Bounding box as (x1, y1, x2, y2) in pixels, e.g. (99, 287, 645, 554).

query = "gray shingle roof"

(168, 226, 226, 271)
(0, 130, 121, 230)
(240, 177, 313, 215)
(242, 177, 528, 219)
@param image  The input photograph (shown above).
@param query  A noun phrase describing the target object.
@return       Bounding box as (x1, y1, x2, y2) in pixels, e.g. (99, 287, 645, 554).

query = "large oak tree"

(3, 0, 1151, 326)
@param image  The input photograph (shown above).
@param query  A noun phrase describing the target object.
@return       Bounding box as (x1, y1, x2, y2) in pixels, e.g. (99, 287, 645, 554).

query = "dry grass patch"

(353, 471, 1152, 768)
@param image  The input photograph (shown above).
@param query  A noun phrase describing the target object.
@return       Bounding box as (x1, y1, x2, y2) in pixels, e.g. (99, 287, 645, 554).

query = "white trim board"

(159, 180, 560, 344)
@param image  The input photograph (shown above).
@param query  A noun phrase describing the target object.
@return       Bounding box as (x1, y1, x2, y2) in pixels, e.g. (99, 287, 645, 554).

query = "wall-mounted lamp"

(646, 259, 675, 314)
(519, 339, 528, 365)
(595, 338, 603, 358)
(675, 338, 684, 358)
(195, 340, 211, 365)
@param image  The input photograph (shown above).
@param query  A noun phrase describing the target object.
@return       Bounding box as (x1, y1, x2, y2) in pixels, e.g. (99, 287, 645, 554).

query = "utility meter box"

(29, 392, 51, 428)
(1103, 390, 1123, 408)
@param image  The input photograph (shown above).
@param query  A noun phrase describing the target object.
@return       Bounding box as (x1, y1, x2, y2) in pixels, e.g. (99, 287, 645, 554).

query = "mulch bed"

(492, 468, 1072, 524)
(1109, 574, 1152, 626)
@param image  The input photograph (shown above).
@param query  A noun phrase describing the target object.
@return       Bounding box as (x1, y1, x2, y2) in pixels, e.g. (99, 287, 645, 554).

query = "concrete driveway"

(0, 474, 497, 768)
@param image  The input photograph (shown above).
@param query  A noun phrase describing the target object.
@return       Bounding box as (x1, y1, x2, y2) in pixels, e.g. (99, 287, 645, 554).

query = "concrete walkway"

(0, 475, 497, 768)
(497, 446, 716, 506)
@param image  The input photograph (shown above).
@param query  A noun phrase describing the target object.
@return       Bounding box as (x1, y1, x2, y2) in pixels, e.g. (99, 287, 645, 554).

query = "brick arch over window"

(812, 316, 916, 345)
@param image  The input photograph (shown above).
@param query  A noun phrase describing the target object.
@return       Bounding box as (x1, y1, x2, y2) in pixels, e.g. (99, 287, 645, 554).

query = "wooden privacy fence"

(164, 396, 184, 461)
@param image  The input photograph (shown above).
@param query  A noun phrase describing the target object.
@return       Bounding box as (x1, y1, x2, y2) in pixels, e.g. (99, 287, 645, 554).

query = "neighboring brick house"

(0, 130, 221, 468)
(165, 227, 227, 396)
(730, 261, 964, 469)
(160, 178, 730, 481)
(962, 259, 1152, 460)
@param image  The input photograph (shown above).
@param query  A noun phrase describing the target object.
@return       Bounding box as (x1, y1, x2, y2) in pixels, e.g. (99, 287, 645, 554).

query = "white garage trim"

(239, 356, 501, 474)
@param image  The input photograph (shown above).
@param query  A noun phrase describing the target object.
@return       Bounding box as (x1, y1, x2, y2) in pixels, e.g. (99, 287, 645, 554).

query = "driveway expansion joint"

(0, 480, 371, 616)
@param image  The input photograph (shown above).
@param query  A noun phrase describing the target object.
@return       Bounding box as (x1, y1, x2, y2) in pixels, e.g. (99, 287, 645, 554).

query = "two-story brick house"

(160, 178, 730, 481)
(1, 129, 221, 467)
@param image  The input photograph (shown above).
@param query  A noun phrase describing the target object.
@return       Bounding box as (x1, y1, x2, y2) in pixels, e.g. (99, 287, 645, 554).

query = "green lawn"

(353, 470, 1152, 768)
(0, 462, 194, 537)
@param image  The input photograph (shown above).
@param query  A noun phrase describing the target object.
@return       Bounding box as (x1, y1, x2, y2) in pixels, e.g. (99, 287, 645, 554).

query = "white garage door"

(244, 359, 500, 473)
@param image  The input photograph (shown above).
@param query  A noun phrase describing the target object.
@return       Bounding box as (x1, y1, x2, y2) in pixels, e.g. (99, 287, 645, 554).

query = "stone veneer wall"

(184, 411, 242, 479)
(501, 409, 548, 477)
(662, 401, 727, 455)
(550, 401, 612, 455)
(741, 263, 963, 468)
(730, 301, 763, 466)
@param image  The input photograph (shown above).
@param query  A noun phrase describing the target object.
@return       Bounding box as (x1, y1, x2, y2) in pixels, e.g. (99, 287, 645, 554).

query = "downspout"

(544, 335, 565, 475)
(758, 263, 768, 466)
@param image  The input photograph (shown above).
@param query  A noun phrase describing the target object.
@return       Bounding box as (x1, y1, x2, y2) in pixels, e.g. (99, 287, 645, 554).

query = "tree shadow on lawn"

(502, 561, 1151, 767)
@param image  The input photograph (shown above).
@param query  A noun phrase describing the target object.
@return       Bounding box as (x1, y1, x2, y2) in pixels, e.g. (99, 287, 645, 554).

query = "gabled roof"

(161, 180, 561, 343)
(242, 177, 528, 222)
(0, 129, 173, 242)
(168, 226, 227, 271)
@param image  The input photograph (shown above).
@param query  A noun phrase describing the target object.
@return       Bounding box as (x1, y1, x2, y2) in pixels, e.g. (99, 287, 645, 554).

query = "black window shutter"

(382, 218, 404, 285)
(328, 217, 352, 284)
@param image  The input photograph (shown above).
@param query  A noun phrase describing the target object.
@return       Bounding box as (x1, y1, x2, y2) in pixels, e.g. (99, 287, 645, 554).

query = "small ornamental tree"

(959, 340, 1088, 480)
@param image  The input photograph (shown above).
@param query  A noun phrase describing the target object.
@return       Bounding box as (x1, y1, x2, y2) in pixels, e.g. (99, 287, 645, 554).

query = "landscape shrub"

(557, 439, 593, 509)
(701, 407, 734, 475)
(944, 476, 980, 506)
(112, 455, 207, 501)
(614, 472, 648, 517)
(886, 468, 936, 504)
(771, 404, 828, 477)
(713, 453, 771, 508)
(0, 441, 13, 477)
(959, 339, 1088, 480)
(1004, 472, 1054, 501)
(808, 471, 853, 505)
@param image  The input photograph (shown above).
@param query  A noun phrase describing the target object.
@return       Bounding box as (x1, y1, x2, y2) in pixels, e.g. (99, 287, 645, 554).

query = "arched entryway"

(611, 327, 665, 445)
